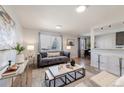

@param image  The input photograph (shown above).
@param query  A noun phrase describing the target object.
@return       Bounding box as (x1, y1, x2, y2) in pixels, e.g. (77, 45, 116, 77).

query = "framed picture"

(67, 39, 75, 46)
(0, 6, 16, 50)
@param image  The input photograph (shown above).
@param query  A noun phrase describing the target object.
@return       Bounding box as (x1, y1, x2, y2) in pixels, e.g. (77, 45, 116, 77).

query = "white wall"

(91, 21, 124, 49)
(22, 29, 39, 53)
(95, 33, 116, 49)
(63, 35, 78, 58)
(0, 6, 23, 87)
(22, 28, 78, 58)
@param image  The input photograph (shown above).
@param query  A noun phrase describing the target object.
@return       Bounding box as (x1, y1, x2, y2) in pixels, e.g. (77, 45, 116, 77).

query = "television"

(116, 32, 124, 45)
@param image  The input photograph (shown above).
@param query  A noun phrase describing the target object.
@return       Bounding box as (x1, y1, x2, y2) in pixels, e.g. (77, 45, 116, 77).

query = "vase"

(70, 59, 75, 66)
(16, 53, 25, 63)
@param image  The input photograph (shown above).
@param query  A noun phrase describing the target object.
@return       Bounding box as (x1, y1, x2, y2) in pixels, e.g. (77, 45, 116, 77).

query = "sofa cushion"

(47, 52, 60, 57)
(42, 56, 69, 64)
(60, 51, 64, 56)
(58, 56, 68, 60)
(63, 51, 70, 58)
(38, 51, 70, 67)
(40, 52, 47, 58)
(42, 56, 68, 61)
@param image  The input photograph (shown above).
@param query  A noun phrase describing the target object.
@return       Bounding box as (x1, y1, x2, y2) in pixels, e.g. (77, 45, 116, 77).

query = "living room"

(1, 1, 124, 90)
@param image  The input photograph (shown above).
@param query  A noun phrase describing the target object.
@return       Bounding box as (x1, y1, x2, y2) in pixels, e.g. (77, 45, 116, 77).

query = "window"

(39, 33, 62, 51)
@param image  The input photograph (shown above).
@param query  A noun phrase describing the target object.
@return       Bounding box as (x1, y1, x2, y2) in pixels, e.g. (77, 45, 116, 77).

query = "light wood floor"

(12, 58, 96, 87)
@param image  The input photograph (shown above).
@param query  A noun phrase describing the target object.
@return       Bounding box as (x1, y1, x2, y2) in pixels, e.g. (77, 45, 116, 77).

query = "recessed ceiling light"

(76, 6, 86, 13)
(56, 25, 62, 29)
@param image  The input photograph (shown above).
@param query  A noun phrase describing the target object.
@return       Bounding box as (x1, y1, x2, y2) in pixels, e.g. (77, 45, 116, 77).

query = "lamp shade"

(66, 46, 71, 49)
(27, 45, 34, 50)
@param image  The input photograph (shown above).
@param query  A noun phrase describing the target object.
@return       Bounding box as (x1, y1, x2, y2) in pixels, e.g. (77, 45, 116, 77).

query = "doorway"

(78, 36, 91, 59)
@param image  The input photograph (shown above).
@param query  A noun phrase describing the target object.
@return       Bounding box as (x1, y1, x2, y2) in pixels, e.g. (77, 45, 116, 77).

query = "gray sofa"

(37, 51, 70, 68)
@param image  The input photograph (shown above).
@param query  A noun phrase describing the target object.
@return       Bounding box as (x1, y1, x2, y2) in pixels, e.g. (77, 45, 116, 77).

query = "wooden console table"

(0, 60, 28, 87)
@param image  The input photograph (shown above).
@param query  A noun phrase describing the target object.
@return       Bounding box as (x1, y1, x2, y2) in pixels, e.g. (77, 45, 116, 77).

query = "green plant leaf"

(14, 43, 25, 55)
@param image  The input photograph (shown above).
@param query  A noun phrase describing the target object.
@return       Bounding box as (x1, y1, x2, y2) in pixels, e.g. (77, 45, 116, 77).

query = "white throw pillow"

(114, 75, 124, 87)
(47, 52, 60, 57)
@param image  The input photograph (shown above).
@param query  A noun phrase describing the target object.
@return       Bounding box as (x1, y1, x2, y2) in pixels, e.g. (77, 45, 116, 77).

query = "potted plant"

(14, 43, 25, 63)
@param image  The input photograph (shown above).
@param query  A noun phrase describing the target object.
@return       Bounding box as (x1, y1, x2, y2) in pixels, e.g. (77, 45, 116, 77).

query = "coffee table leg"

(54, 78, 56, 87)
(82, 68, 85, 77)
(49, 80, 51, 87)
(45, 72, 48, 87)
(11, 77, 14, 87)
(75, 71, 76, 80)
(65, 75, 67, 85)
(45, 72, 47, 80)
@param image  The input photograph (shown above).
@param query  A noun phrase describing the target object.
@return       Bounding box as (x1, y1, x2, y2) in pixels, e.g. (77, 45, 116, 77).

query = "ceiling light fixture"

(76, 5, 86, 13)
(56, 25, 62, 29)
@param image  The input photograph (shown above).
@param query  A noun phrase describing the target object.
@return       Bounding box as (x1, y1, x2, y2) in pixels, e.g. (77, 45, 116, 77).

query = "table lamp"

(27, 45, 34, 58)
(66, 46, 71, 49)
(27, 45, 34, 51)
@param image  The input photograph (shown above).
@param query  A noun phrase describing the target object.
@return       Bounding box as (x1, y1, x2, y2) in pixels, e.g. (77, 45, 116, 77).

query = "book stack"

(2, 64, 19, 77)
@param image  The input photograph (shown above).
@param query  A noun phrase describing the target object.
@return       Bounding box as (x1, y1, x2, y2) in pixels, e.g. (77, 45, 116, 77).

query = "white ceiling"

(11, 5, 124, 36)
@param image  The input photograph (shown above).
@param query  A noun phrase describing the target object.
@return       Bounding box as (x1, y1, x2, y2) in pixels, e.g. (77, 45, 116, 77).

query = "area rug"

(32, 67, 98, 87)
(90, 71, 119, 87)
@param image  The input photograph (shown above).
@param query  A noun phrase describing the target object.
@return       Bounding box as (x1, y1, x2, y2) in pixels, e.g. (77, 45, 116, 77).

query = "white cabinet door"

(121, 58, 124, 75)
(91, 53, 98, 68)
(107, 56, 120, 76)
(100, 55, 108, 70)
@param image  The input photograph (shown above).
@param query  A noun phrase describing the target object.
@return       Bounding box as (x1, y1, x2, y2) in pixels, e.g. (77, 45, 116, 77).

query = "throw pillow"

(40, 52, 47, 58)
(47, 52, 60, 57)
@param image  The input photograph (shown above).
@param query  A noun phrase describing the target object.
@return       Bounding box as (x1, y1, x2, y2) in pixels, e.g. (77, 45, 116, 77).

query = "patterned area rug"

(32, 66, 99, 87)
